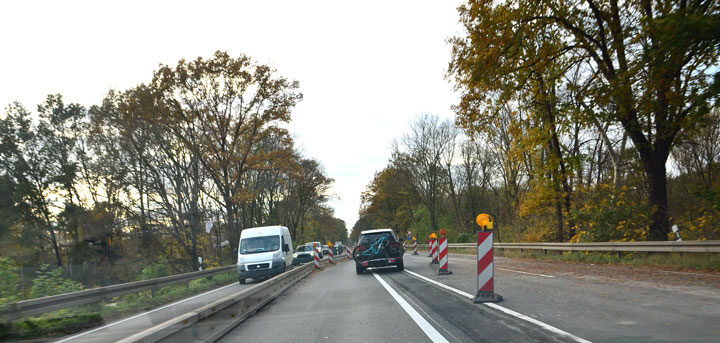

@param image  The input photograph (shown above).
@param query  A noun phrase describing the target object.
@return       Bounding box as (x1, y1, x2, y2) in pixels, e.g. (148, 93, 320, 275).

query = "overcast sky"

(0, 0, 464, 232)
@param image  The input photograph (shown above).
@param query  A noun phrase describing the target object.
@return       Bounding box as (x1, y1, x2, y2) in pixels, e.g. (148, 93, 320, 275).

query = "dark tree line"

(0, 52, 346, 286)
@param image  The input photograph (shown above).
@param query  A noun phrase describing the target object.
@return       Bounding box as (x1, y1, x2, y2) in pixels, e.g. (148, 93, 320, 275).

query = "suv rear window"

(359, 232, 397, 245)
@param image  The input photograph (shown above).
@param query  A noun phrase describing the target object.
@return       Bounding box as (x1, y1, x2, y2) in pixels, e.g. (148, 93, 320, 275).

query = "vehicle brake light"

(362, 261, 369, 266)
(389, 242, 400, 247)
(356, 245, 366, 251)
(388, 258, 396, 263)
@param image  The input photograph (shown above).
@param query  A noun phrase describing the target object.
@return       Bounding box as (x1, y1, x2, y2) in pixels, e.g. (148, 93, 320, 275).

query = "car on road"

(292, 244, 316, 265)
(321, 245, 330, 256)
(353, 229, 404, 274)
(236, 226, 293, 284)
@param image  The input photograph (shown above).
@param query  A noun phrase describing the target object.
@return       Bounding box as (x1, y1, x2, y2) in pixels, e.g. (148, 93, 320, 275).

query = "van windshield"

(240, 236, 280, 254)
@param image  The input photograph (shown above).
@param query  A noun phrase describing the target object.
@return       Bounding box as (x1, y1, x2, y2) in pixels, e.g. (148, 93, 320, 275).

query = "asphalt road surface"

(219, 258, 579, 343)
(220, 253, 720, 343)
(410, 252, 720, 343)
(55, 251, 720, 342)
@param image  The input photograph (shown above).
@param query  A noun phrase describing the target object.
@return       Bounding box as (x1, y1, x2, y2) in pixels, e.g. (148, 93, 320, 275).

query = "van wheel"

(355, 265, 364, 274)
(239, 278, 246, 284)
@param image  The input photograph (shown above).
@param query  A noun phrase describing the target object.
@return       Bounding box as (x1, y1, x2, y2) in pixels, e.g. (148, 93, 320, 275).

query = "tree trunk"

(225, 195, 238, 250)
(641, 149, 671, 240)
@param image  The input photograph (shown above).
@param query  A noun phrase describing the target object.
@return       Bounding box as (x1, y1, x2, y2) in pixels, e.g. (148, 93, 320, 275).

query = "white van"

(236, 226, 293, 284)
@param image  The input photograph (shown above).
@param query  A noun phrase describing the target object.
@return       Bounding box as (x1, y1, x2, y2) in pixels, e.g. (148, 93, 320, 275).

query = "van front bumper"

(238, 259, 285, 279)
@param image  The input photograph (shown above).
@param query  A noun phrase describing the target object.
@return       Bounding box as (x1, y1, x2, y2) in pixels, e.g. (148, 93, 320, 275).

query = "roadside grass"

(445, 247, 720, 272)
(1, 271, 236, 342)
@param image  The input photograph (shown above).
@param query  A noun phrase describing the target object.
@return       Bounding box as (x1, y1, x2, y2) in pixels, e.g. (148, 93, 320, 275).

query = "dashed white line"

(373, 273, 450, 343)
(55, 283, 237, 342)
(497, 268, 555, 278)
(403, 269, 592, 343)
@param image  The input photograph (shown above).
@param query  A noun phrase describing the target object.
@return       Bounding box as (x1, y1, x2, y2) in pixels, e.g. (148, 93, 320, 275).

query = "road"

(219, 253, 720, 343)
(219, 257, 579, 342)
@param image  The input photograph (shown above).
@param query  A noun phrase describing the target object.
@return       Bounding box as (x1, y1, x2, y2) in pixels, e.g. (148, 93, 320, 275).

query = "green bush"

(0, 258, 19, 304)
(137, 260, 170, 281)
(29, 264, 83, 299)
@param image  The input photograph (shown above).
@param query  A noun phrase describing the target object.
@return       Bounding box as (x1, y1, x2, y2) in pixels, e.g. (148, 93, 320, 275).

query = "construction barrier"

(431, 239, 439, 264)
(473, 231, 502, 302)
(346, 245, 352, 260)
(437, 237, 452, 275)
(402, 240, 406, 251)
(313, 247, 321, 269)
(428, 239, 434, 257)
(412, 239, 418, 255)
(328, 249, 334, 264)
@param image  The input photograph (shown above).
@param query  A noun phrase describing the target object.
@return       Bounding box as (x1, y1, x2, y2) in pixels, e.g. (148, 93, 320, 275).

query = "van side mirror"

(282, 244, 289, 252)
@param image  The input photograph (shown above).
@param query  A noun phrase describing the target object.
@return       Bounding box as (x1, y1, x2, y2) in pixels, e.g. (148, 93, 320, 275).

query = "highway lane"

(405, 252, 720, 342)
(219, 259, 576, 342)
(54, 272, 265, 343)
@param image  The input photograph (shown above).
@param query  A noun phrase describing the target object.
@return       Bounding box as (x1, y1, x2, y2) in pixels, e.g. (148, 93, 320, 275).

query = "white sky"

(0, 0, 463, 232)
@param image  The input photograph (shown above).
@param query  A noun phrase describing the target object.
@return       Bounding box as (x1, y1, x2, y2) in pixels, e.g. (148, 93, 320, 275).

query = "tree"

(150, 51, 303, 250)
(450, 0, 720, 240)
(360, 167, 416, 232)
(393, 114, 456, 233)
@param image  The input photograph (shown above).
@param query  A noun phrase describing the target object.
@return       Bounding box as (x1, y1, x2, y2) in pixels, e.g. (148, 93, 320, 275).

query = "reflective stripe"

(477, 262, 494, 291)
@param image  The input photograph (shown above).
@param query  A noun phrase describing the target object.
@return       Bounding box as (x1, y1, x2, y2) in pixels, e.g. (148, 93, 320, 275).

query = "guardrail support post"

(474, 231, 502, 303)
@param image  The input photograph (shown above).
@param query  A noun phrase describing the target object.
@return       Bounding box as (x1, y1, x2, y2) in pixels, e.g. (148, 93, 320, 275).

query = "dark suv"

(353, 229, 404, 274)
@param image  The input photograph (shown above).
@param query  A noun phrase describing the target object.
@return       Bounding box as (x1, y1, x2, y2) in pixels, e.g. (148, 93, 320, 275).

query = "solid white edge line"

(403, 270, 592, 343)
(496, 268, 555, 278)
(373, 273, 449, 343)
(55, 282, 237, 343)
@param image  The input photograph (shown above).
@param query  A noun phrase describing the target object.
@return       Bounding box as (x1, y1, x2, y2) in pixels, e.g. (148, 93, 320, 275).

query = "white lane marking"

(403, 270, 591, 343)
(404, 270, 474, 298)
(497, 268, 555, 278)
(55, 283, 237, 342)
(373, 273, 449, 343)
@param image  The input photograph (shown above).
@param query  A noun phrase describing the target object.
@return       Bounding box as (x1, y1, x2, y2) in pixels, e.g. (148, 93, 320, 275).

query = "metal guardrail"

(0, 265, 235, 322)
(118, 259, 333, 343)
(417, 240, 720, 253)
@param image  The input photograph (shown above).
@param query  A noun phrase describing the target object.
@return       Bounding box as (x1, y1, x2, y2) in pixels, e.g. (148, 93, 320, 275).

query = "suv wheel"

(239, 277, 246, 284)
(355, 265, 365, 274)
(396, 260, 404, 271)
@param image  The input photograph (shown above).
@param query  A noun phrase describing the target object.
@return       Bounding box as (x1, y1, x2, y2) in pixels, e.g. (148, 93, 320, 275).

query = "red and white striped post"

(313, 247, 321, 269)
(346, 245, 352, 260)
(437, 237, 452, 275)
(427, 238, 433, 257)
(473, 231, 502, 302)
(328, 248, 334, 264)
(430, 239, 439, 264)
(412, 239, 418, 255)
(402, 240, 406, 251)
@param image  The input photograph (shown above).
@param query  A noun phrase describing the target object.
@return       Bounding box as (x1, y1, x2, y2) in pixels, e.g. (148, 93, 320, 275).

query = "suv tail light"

(355, 245, 367, 251)
(389, 242, 400, 247)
